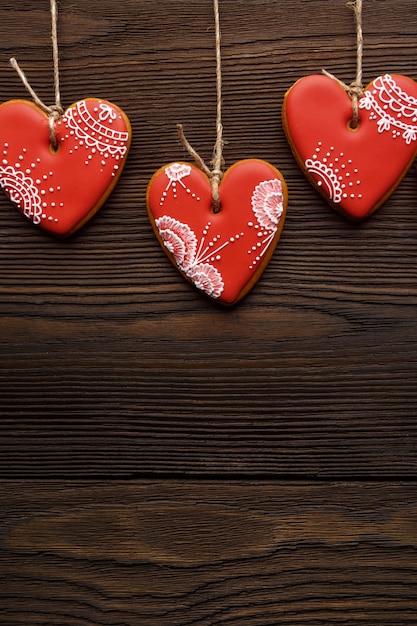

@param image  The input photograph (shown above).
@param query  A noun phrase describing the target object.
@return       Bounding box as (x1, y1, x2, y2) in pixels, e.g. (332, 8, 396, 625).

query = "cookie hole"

(210, 202, 222, 214)
(49, 141, 61, 155)
(347, 117, 361, 131)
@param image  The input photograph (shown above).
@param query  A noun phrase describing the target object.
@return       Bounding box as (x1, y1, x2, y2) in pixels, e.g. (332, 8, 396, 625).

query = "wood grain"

(1, 481, 417, 625)
(1, 0, 417, 477)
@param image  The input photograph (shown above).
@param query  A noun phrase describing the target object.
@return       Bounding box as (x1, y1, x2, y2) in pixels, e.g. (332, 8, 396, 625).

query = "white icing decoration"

(0, 165, 43, 224)
(249, 178, 283, 269)
(251, 178, 283, 230)
(160, 163, 199, 206)
(155, 214, 225, 298)
(359, 74, 417, 144)
(63, 100, 129, 157)
(154, 215, 197, 272)
(305, 145, 363, 205)
(305, 157, 343, 203)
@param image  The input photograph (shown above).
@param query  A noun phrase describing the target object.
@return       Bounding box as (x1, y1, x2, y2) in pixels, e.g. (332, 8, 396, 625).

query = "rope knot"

(348, 81, 364, 100)
(49, 104, 64, 119)
(47, 105, 63, 152)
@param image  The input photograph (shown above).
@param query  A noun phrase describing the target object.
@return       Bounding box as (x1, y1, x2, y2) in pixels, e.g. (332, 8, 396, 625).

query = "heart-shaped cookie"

(147, 159, 287, 305)
(283, 73, 417, 221)
(0, 98, 131, 236)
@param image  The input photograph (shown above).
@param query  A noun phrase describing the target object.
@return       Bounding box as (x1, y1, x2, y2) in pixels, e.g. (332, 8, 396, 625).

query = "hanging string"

(177, 0, 224, 212)
(10, 0, 64, 150)
(322, 0, 364, 128)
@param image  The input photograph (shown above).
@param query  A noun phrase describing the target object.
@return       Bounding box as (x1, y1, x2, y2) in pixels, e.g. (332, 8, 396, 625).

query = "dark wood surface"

(1, 0, 417, 623)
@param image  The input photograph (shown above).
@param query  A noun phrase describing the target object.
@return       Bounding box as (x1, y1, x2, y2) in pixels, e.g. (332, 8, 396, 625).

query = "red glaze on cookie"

(0, 98, 131, 236)
(147, 159, 287, 305)
(283, 73, 417, 221)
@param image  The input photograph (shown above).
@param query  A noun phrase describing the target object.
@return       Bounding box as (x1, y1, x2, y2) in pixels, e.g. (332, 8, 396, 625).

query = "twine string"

(177, 0, 224, 212)
(10, 0, 63, 150)
(322, 0, 364, 128)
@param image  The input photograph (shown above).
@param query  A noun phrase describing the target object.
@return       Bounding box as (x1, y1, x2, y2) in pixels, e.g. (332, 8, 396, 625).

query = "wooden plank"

(1, 0, 417, 477)
(1, 480, 417, 624)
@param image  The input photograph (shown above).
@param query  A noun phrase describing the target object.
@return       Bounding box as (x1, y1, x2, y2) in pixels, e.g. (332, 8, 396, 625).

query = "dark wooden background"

(1, 1, 417, 623)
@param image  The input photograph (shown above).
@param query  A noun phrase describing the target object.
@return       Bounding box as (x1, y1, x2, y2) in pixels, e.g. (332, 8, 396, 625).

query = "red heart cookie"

(0, 98, 131, 236)
(147, 159, 287, 305)
(282, 73, 417, 221)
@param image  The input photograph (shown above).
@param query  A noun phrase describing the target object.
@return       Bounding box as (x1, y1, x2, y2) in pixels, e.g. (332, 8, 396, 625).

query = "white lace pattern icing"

(0, 165, 43, 224)
(359, 74, 417, 144)
(63, 100, 129, 156)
